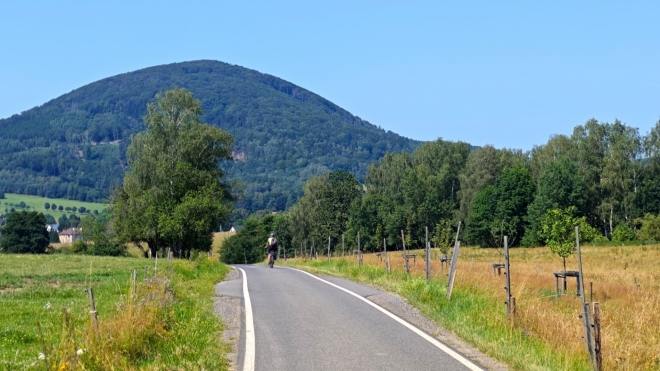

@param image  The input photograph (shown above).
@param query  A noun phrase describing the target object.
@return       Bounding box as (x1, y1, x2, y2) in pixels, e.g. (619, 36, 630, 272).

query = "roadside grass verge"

(287, 258, 591, 371)
(0, 254, 230, 370)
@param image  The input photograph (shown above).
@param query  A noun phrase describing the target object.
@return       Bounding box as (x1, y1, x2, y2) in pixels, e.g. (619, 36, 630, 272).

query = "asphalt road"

(220, 264, 484, 371)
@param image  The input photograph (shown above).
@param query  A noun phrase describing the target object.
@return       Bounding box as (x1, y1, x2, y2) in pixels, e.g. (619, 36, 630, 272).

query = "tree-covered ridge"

(0, 60, 420, 216)
(235, 119, 660, 260)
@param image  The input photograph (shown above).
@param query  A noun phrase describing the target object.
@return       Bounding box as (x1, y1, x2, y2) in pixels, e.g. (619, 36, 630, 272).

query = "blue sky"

(1, 1, 659, 150)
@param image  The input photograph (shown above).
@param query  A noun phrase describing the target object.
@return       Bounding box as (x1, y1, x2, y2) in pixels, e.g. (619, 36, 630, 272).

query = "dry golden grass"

(212, 231, 234, 256)
(350, 244, 660, 371)
(124, 231, 234, 258)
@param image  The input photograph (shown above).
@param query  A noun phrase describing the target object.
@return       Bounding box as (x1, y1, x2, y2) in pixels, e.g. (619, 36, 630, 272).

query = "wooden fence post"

(594, 302, 602, 371)
(358, 231, 362, 267)
(576, 226, 598, 370)
(342, 234, 345, 257)
(446, 240, 461, 300)
(384, 238, 390, 273)
(132, 269, 137, 298)
(401, 230, 410, 275)
(327, 236, 331, 262)
(88, 288, 98, 331)
(504, 236, 512, 317)
(425, 226, 430, 283)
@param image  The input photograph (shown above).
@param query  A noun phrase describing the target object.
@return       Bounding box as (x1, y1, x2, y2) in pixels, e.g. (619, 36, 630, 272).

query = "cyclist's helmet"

(270, 233, 275, 237)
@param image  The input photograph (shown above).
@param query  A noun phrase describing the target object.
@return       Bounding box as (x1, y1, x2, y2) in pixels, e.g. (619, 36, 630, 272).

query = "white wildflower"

(38, 353, 46, 360)
(44, 302, 51, 310)
(76, 349, 84, 356)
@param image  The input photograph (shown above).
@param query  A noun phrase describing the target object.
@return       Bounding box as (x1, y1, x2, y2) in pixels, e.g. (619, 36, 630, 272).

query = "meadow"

(1, 193, 106, 219)
(287, 243, 660, 371)
(0, 254, 231, 370)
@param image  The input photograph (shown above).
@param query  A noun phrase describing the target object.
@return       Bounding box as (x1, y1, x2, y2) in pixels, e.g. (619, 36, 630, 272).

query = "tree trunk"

(135, 242, 147, 258)
(609, 205, 613, 237)
(147, 240, 158, 259)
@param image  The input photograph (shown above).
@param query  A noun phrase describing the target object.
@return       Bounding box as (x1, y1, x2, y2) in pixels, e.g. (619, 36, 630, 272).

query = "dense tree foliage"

(0, 60, 419, 222)
(265, 119, 660, 252)
(345, 139, 471, 250)
(111, 88, 234, 258)
(523, 158, 586, 246)
(0, 211, 49, 253)
(464, 166, 534, 247)
(288, 170, 362, 253)
(635, 213, 660, 242)
(220, 214, 279, 264)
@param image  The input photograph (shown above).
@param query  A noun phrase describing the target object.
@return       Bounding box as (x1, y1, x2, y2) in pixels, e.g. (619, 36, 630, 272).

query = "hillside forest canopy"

(0, 60, 419, 225)
(223, 118, 660, 263)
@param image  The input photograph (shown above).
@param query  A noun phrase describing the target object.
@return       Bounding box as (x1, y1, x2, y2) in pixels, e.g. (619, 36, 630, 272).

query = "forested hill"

(0, 60, 420, 218)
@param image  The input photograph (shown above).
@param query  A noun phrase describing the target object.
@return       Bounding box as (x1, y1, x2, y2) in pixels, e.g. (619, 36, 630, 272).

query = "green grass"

(0, 193, 106, 219)
(288, 259, 591, 371)
(0, 254, 231, 370)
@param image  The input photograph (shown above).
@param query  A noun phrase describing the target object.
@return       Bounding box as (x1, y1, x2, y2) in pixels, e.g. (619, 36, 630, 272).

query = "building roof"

(58, 228, 82, 236)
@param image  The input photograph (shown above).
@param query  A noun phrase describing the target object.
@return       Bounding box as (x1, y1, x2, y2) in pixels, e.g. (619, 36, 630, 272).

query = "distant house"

(229, 226, 237, 233)
(46, 224, 59, 232)
(58, 228, 82, 244)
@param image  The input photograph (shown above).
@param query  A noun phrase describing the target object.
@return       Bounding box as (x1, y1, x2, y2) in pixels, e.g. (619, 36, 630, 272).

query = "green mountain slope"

(0, 60, 420, 216)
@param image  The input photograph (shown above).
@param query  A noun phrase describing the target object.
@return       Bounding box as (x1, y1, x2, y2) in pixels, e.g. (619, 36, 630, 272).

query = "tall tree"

(491, 165, 535, 246)
(524, 158, 586, 246)
(288, 174, 328, 250)
(111, 88, 234, 257)
(599, 120, 641, 235)
(316, 170, 362, 242)
(635, 120, 660, 216)
(465, 185, 497, 247)
(0, 211, 49, 254)
(457, 146, 525, 223)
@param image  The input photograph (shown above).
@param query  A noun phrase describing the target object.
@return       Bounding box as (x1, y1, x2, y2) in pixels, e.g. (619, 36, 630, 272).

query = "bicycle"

(267, 247, 277, 268)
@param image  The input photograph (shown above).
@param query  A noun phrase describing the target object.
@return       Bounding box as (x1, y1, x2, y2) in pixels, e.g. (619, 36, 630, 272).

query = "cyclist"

(265, 233, 278, 268)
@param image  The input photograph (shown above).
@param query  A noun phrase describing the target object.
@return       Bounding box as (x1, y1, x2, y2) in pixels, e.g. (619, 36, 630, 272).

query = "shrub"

(71, 239, 89, 254)
(612, 224, 635, 242)
(635, 214, 660, 242)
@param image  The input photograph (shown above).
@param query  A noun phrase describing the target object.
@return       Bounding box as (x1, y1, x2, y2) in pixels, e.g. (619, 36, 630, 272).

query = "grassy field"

(286, 244, 660, 371)
(0, 254, 231, 370)
(0, 193, 106, 219)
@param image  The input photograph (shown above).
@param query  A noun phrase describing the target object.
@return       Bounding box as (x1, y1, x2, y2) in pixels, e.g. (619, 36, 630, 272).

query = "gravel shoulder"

(213, 267, 241, 371)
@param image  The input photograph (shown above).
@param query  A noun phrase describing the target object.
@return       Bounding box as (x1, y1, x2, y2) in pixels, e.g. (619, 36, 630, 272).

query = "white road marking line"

(237, 268, 255, 371)
(289, 268, 484, 371)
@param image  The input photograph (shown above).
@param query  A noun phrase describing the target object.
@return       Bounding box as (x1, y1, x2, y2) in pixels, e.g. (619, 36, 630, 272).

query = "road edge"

(286, 265, 509, 371)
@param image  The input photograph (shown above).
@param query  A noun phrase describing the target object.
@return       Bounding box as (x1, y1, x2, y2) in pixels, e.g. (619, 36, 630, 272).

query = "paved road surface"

(218, 264, 485, 371)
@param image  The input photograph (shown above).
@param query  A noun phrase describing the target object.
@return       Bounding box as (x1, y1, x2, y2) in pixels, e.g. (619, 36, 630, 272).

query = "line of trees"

(221, 118, 660, 262)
